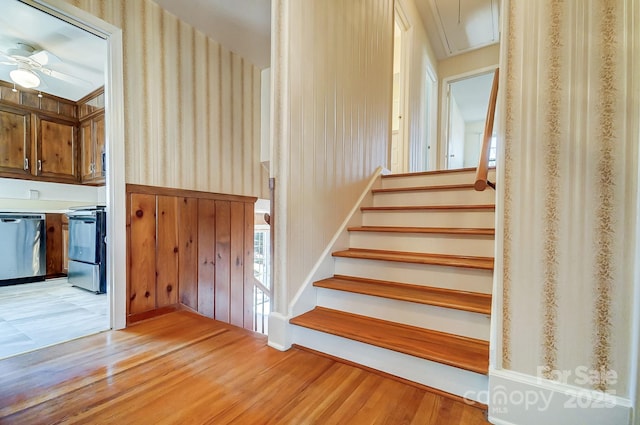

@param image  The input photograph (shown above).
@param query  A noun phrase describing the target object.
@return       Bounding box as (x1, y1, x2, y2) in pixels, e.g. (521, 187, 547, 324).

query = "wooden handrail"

(474, 68, 499, 191)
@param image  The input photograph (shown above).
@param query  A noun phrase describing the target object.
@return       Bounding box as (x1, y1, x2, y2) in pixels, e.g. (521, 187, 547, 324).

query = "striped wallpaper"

(501, 0, 638, 396)
(64, 0, 268, 199)
(272, 0, 393, 307)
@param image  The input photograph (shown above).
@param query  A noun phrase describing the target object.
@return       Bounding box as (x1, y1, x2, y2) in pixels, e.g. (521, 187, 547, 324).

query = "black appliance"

(67, 206, 106, 294)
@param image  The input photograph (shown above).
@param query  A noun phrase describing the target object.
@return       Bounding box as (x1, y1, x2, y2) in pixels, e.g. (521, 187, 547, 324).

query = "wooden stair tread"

(315, 275, 492, 314)
(290, 307, 489, 374)
(361, 204, 495, 211)
(332, 248, 494, 270)
(372, 184, 476, 194)
(347, 226, 495, 236)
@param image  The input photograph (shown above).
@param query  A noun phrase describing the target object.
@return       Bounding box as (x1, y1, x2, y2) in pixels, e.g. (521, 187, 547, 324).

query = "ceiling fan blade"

(39, 67, 92, 87)
(0, 61, 16, 65)
(29, 50, 60, 66)
(0, 51, 17, 63)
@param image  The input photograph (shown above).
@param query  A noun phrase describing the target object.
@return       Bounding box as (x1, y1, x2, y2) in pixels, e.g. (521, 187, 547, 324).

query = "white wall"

(270, 0, 393, 311)
(437, 44, 499, 168)
(397, 0, 439, 173)
(0, 178, 104, 211)
(463, 120, 484, 168)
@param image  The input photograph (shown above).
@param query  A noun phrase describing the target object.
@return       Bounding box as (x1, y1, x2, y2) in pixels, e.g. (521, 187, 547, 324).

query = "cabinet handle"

(24, 158, 29, 170)
(37, 160, 42, 171)
(90, 163, 95, 173)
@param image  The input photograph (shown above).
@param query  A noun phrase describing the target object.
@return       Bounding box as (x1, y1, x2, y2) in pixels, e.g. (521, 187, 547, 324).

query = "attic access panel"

(431, 0, 500, 56)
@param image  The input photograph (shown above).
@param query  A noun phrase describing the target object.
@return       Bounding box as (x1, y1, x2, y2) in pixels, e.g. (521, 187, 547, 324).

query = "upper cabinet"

(0, 81, 105, 186)
(78, 88, 105, 185)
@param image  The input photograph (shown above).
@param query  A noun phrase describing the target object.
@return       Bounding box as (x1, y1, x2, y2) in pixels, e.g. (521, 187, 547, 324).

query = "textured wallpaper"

(501, 0, 638, 396)
(65, 0, 268, 198)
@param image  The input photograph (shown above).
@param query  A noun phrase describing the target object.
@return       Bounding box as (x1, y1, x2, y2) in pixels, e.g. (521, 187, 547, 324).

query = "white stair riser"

(349, 232, 494, 257)
(292, 325, 488, 402)
(316, 288, 490, 340)
(334, 257, 493, 294)
(373, 189, 495, 207)
(381, 169, 496, 189)
(362, 210, 495, 228)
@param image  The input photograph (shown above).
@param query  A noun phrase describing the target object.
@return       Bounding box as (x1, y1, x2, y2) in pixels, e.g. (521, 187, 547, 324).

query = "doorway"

(442, 67, 497, 170)
(390, 7, 409, 174)
(0, 0, 126, 358)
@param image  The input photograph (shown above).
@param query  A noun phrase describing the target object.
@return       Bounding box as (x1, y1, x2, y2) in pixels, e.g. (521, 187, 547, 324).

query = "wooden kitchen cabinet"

(0, 103, 31, 177)
(62, 215, 69, 274)
(35, 116, 78, 183)
(80, 111, 105, 184)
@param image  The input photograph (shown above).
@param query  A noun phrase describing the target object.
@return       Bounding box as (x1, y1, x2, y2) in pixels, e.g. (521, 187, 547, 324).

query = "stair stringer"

(267, 166, 387, 351)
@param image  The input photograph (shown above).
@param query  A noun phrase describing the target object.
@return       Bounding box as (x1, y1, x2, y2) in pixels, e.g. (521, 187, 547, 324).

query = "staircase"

(289, 167, 496, 401)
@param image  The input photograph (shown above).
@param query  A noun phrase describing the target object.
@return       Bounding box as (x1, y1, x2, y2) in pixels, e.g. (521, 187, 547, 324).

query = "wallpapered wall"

(501, 0, 638, 396)
(271, 0, 393, 309)
(65, 0, 268, 199)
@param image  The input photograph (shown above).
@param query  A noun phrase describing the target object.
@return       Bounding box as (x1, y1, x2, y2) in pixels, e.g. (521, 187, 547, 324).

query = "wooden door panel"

(94, 114, 105, 179)
(214, 201, 231, 323)
(156, 196, 178, 307)
(229, 202, 245, 328)
(37, 117, 77, 181)
(178, 197, 198, 310)
(243, 202, 255, 330)
(0, 104, 30, 176)
(197, 199, 215, 318)
(45, 213, 63, 277)
(129, 193, 157, 315)
(80, 119, 93, 181)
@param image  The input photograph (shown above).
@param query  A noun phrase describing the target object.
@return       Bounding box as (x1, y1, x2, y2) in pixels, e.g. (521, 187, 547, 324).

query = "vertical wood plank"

(45, 213, 63, 277)
(156, 196, 178, 307)
(197, 199, 216, 318)
(214, 200, 231, 323)
(129, 193, 157, 314)
(243, 202, 255, 330)
(178, 197, 198, 310)
(229, 202, 245, 327)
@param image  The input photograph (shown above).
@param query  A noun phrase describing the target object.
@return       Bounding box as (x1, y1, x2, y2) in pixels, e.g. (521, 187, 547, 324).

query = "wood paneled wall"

(64, 0, 267, 199)
(126, 184, 256, 327)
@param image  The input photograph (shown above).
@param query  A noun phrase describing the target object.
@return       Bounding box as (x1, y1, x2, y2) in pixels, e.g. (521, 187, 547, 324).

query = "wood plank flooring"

(0, 310, 490, 425)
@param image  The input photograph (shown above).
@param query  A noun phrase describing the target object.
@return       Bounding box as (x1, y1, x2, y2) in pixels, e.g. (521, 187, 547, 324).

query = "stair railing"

(474, 68, 499, 191)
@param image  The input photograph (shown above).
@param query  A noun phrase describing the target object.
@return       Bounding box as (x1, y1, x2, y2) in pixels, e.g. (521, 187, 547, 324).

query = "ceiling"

(154, 0, 271, 69)
(416, 0, 500, 60)
(0, 1, 105, 101)
(450, 71, 495, 122)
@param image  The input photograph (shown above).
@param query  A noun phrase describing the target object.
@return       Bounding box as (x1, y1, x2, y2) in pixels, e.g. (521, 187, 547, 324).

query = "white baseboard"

(267, 312, 291, 351)
(487, 369, 632, 425)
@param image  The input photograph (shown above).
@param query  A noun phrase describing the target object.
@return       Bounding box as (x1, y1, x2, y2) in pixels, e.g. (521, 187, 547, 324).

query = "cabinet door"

(80, 119, 94, 182)
(36, 116, 78, 182)
(93, 113, 106, 181)
(45, 213, 64, 278)
(0, 104, 31, 177)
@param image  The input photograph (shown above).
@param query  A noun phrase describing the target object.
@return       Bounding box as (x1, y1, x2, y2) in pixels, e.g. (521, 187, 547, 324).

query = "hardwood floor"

(0, 310, 490, 425)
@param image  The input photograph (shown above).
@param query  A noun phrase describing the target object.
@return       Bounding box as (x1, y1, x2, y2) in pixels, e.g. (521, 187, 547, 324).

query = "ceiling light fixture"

(10, 66, 40, 89)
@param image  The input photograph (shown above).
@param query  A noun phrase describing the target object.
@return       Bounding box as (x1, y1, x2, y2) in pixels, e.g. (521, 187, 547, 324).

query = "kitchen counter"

(0, 199, 99, 214)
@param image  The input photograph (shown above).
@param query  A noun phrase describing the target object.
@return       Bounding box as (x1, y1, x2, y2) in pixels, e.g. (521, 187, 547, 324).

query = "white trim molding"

(488, 369, 632, 425)
(23, 0, 127, 330)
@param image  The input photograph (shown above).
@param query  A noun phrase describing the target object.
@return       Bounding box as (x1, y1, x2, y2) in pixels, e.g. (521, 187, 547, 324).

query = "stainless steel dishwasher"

(0, 213, 46, 285)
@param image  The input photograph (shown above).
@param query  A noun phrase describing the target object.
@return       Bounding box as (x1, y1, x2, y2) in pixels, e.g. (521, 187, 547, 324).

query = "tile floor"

(0, 278, 109, 359)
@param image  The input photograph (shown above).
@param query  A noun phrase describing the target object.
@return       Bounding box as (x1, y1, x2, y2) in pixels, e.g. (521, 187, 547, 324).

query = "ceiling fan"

(0, 42, 90, 89)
